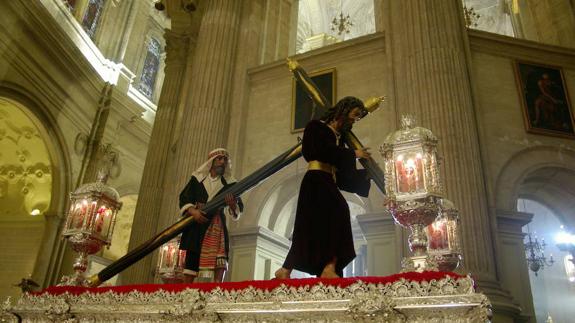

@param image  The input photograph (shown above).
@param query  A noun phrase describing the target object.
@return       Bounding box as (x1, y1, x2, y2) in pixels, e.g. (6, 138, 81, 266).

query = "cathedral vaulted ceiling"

(297, 0, 375, 53)
(0, 99, 52, 221)
(464, 0, 515, 36)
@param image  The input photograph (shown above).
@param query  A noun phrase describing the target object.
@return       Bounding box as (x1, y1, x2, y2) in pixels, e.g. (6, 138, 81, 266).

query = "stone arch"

(519, 166, 575, 228)
(495, 146, 575, 232)
(0, 84, 72, 291)
(114, 182, 140, 197)
(0, 84, 72, 216)
(253, 163, 306, 236)
(252, 161, 372, 238)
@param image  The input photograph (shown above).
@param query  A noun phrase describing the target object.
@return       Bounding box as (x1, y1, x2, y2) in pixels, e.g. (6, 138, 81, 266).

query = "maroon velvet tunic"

(283, 120, 370, 276)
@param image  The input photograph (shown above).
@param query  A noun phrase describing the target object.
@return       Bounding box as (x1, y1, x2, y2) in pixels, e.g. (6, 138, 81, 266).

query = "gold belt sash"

(308, 160, 336, 181)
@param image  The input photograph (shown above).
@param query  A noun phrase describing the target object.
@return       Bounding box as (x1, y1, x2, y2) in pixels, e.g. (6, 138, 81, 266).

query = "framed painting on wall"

(291, 68, 336, 133)
(514, 61, 575, 138)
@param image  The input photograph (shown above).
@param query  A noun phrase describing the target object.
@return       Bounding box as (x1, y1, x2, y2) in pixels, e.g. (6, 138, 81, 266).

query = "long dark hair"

(321, 96, 366, 124)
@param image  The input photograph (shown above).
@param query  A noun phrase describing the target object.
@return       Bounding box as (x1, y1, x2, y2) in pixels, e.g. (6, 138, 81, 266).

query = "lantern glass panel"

(65, 203, 76, 231)
(427, 219, 449, 251)
(394, 149, 426, 195)
(70, 199, 90, 231)
(92, 203, 109, 238)
(84, 200, 97, 229)
(157, 238, 187, 278)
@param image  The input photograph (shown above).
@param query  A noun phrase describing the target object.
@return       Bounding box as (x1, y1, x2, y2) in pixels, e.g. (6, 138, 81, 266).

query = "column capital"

(229, 226, 291, 250)
(495, 209, 533, 235)
(164, 30, 191, 66)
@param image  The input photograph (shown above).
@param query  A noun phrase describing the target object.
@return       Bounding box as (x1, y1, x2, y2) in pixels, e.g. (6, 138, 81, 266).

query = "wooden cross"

(87, 59, 387, 286)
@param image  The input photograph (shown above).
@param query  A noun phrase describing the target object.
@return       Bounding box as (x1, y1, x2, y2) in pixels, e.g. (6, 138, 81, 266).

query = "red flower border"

(37, 271, 466, 296)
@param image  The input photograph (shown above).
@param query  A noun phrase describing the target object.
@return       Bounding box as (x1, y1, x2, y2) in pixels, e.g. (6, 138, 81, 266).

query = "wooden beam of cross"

(87, 59, 386, 287)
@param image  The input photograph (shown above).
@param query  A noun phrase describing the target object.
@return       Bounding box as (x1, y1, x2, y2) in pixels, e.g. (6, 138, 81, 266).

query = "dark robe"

(283, 120, 370, 277)
(178, 176, 243, 271)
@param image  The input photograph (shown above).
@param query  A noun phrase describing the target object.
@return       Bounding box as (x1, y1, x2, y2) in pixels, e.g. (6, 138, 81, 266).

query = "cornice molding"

(10, 0, 111, 91)
(248, 32, 385, 84)
(230, 226, 291, 250)
(469, 29, 575, 68)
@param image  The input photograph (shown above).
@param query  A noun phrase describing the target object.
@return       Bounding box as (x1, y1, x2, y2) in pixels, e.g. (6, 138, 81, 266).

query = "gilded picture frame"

(514, 60, 575, 139)
(291, 68, 337, 133)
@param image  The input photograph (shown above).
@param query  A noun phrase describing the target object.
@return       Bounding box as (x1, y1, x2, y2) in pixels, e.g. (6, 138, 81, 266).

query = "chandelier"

(524, 232, 554, 276)
(331, 12, 354, 36)
(154, 0, 196, 12)
(463, 5, 480, 28)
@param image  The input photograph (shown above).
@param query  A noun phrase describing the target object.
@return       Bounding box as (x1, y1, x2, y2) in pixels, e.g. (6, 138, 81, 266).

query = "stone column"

(389, 0, 497, 284)
(228, 226, 290, 281)
(496, 209, 535, 321)
(356, 212, 402, 276)
(96, 0, 137, 60)
(522, 0, 575, 48)
(373, 0, 386, 33)
(259, 0, 298, 64)
(176, 0, 241, 167)
(32, 213, 67, 287)
(77, 83, 114, 186)
(159, 0, 242, 223)
(125, 0, 243, 283)
(122, 29, 192, 284)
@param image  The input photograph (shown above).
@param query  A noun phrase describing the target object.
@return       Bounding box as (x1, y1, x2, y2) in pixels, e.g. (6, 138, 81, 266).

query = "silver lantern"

(426, 199, 463, 272)
(60, 171, 122, 286)
(156, 236, 187, 284)
(380, 115, 442, 272)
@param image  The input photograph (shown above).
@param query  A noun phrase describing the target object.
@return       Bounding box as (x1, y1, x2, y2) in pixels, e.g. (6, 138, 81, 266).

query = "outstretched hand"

(355, 147, 371, 159)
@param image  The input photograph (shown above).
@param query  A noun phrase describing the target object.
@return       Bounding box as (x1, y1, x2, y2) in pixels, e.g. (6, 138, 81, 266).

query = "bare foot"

(182, 274, 196, 284)
(319, 262, 340, 279)
(274, 268, 292, 279)
(319, 269, 340, 279)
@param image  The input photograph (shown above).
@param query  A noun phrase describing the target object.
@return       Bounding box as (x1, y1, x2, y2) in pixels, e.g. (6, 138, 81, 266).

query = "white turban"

(191, 148, 236, 183)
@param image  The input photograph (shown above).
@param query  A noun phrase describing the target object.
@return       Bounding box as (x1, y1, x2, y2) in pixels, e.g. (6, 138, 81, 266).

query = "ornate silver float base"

(3, 276, 491, 322)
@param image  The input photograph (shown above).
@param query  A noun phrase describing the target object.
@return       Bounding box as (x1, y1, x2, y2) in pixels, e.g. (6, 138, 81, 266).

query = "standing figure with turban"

(179, 148, 242, 283)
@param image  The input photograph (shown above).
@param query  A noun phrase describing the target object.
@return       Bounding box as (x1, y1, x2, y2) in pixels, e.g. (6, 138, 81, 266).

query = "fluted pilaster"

(123, 30, 191, 284)
(159, 0, 242, 224)
(390, 0, 496, 281)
